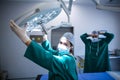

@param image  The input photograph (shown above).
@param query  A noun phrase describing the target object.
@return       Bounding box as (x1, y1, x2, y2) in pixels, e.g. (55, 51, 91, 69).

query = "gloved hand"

(9, 20, 31, 45)
(42, 31, 48, 42)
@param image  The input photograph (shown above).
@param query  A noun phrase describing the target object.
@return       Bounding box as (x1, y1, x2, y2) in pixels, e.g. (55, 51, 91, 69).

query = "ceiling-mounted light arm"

(68, 0, 73, 13)
(58, 0, 73, 22)
(59, 0, 70, 22)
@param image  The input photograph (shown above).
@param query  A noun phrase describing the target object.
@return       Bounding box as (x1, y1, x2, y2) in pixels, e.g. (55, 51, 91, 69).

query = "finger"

(10, 20, 14, 26)
(10, 20, 15, 26)
(10, 20, 16, 28)
(10, 20, 17, 27)
(10, 20, 21, 30)
(9, 22, 17, 32)
(10, 20, 15, 29)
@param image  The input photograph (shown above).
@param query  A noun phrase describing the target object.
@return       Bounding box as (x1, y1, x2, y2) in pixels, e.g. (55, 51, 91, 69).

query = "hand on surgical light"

(41, 30, 48, 42)
(42, 34, 48, 42)
(10, 20, 31, 46)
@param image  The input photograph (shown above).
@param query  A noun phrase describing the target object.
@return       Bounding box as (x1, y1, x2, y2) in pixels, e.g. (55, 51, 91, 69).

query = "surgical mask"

(98, 34, 106, 39)
(57, 44, 70, 55)
(87, 37, 101, 43)
(87, 37, 101, 42)
(92, 35, 106, 42)
(91, 38, 101, 42)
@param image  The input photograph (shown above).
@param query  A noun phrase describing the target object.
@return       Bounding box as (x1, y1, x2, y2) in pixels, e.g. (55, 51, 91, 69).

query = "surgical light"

(20, 8, 61, 33)
(15, 0, 73, 33)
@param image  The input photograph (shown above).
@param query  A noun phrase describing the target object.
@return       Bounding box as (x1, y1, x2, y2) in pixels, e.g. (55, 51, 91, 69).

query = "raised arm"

(9, 20, 58, 70)
(24, 41, 57, 70)
(80, 33, 90, 44)
(101, 32, 114, 43)
(41, 40, 58, 55)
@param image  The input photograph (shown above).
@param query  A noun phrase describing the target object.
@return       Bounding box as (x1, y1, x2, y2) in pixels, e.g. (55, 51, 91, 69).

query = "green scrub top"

(24, 40, 78, 80)
(80, 33, 114, 73)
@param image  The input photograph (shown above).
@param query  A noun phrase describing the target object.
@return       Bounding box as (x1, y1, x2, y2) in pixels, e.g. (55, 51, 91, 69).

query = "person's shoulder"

(62, 54, 72, 57)
(62, 54, 75, 61)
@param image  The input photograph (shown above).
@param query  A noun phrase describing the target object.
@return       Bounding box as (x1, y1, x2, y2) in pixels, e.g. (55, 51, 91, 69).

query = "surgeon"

(80, 30, 114, 73)
(9, 20, 78, 80)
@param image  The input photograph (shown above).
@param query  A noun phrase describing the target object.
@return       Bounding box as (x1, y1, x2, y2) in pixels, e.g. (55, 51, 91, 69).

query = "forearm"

(102, 32, 114, 43)
(80, 33, 89, 42)
(104, 32, 114, 38)
(42, 40, 57, 55)
(24, 41, 53, 70)
(41, 40, 51, 50)
(25, 40, 32, 46)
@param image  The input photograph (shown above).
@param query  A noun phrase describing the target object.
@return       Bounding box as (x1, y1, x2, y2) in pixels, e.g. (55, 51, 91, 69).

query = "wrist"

(25, 40, 31, 46)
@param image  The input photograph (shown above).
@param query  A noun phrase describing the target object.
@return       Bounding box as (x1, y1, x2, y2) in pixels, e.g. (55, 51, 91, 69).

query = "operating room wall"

(0, 1, 120, 79)
(71, 2, 120, 57)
